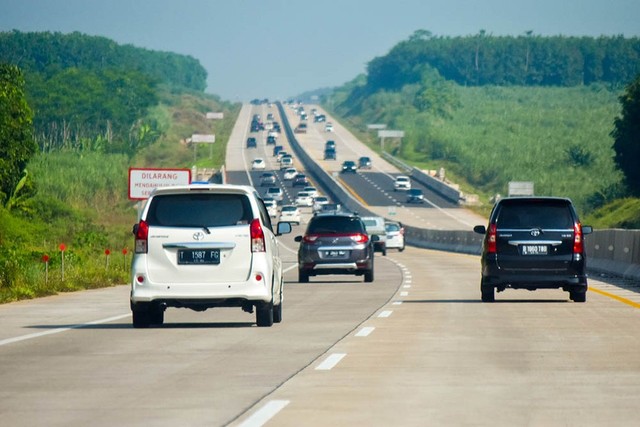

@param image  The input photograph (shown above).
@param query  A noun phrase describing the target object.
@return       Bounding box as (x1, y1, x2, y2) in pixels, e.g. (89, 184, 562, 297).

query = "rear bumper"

(481, 265, 588, 291)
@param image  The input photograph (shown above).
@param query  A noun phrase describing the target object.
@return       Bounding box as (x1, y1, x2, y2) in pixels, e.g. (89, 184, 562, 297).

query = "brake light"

(487, 223, 497, 254)
(303, 235, 319, 243)
(250, 218, 266, 252)
(573, 222, 584, 254)
(135, 220, 149, 254)
(351, 233, 369, 244)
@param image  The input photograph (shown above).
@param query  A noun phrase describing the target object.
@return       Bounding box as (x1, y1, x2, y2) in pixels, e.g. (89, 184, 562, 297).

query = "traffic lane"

(233, 247, 640, 427)
(0, 258, 403, 427)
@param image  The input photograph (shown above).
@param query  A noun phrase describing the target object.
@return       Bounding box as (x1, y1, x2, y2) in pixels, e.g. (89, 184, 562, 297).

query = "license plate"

(323, 250, 348, 258)
(521, 245, 548, 255)
(178, 249, 220, 265)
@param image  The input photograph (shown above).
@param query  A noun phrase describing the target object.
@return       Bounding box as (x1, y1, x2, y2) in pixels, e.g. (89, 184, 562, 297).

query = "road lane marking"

(590, 286, 640, 309)
(0, 314, 131, 347)
(356, 327, 375, 337)
(378, 310, 393, 318)
(400, 291, 409, 297)
(393, 301, 403, 305)
(316, 353, 346, 370)
(403, 285, 412, 288)
(239, 400, 290, 427)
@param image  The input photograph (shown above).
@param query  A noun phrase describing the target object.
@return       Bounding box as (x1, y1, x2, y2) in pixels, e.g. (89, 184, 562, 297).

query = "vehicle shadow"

(28, 322, 256, 330)
(401, 299, 569, 304)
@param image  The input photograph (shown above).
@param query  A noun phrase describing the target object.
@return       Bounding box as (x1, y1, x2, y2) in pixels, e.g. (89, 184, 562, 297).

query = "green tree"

(612, 74, 640, 195)
(0, 63, 36, 206)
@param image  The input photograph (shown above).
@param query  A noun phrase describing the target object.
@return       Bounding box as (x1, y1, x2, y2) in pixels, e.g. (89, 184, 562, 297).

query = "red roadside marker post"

(122, 248, 128, 271)
(105, 249, 111, 270)
(59, 244, 66, 281)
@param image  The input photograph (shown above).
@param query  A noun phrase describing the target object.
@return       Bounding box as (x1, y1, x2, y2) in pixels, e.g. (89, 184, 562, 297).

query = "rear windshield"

(308, 216, 365, 234)
(496, 201, 574, 229)
(146, 193, 253, 227)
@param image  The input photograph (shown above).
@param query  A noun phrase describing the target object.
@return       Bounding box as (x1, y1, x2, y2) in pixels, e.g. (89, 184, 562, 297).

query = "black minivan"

(473, 197, 593, 303)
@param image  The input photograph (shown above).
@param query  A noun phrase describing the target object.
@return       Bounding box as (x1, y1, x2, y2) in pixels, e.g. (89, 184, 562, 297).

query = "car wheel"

(570, 289, 587, 303)
(256, 302, 274, 327)
(299, 269, 309, 283)
(481, 280, 495, 303)
(132, 305, 151, 328)
(149, 304, 165, 326)
(399, 245, 405, 252)
(382, 246, 387, 256)
(364, 268, 374, 283)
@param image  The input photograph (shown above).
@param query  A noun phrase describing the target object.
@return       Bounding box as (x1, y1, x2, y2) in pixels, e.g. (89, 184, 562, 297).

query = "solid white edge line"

(239, 400, 290, 427)
(0, 313, 131, 347)
(316, 353, 347, 370)
(355, 326, 375, 337)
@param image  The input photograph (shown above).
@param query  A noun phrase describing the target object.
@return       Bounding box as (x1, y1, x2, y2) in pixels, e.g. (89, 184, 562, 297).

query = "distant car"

(294, 123, 307, 133)
(130, 184, 292, 328)
(406, 188, 425, 204)
(341, 160, 357, 173)
(361, 216, 387, 256)
(358, 156, 372, 169)
(393, 175, 411, 191)
(385, 221, 405, 251)
(295, 191, 314, 207)
(312, 196, 330, 212)
(265, 186, 284, 203)
(319, 203, 343, 214)
(246, 137, 257, 148)
(325, 122, 334, 132)
(260, 172, 277, 187)
(280, 155, 293, 169)
(292, 173, 309, 187)
(263, 197, 278, 218)
(273, 145, 284, 156)
(276, 151, 288, 161)
(283, 168, 298, 180)
(279, 205, 301, 225)
(266, 135, 277, 145)
(251, 158, 266, 170)
(314, 114, 326, 122)
(325, 140, 336, 149)
(302, 186, 318, 198)
(324, 147, 337, 160)
(473, 197, 592, 303)
(295, 212, 376, 283)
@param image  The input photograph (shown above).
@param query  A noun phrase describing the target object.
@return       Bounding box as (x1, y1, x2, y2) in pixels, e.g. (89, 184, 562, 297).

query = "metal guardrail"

(276, 102, 640, 281)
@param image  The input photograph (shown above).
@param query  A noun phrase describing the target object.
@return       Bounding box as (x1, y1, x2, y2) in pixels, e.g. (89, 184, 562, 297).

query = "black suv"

(473, 197, 593, 303)
(295, 213, 377, 283)
(246, 137, 257, 148)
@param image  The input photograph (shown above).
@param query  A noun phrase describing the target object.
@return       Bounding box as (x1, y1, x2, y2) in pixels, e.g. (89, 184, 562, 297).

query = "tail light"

(350, 233, 369, 244)
(135, 220, 149, 254)
(486, 223, 497, 254)
(303, 234, 319, 243)
(573, 223, 584, 254)
(250, 218, 266, 252)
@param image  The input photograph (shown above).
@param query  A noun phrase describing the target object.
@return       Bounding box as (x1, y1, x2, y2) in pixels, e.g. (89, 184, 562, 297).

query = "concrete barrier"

(277, 102, 640, 282)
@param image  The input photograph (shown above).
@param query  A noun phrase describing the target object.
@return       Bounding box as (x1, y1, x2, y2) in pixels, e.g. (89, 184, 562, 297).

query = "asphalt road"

(1, 103, 639, 427)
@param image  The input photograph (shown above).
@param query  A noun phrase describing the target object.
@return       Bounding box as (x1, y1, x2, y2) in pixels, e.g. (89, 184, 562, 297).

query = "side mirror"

(582, 225, 593, 235)
(276, 222, 292, 236)
(473, 225, 486, 234)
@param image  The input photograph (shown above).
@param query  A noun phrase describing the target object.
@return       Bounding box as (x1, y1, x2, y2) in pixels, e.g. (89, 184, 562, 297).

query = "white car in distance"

(251, 158, 266, 170)
(279, 205, 301, 225)
(393, 175, 411, 191)
(295, 191, 314, 207)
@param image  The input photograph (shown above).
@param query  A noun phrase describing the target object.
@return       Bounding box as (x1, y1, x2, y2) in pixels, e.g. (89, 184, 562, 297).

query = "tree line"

(0, 31, 209, 156)
(366, 30, 640, 92)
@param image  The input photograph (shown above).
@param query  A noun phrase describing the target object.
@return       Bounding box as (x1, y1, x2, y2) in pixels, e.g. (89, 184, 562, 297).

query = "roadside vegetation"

(0, 31, 238, 303)
(321, 31, 640, 224)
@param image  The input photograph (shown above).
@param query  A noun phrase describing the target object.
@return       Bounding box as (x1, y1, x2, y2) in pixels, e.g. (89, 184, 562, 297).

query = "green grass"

(330, 84, 623, 216)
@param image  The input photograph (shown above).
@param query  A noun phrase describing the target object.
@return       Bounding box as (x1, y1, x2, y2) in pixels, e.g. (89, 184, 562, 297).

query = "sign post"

(189, 134, 216, 162)
(128, 168, 192, 200)
(377, 130, 405, 152)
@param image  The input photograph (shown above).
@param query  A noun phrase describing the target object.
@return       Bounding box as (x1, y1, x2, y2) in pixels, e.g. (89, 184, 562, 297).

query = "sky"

(1, 0, 639, 102)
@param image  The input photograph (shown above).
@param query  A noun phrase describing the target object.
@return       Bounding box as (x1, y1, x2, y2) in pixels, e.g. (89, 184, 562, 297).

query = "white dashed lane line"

(238, 400, 290, 427)
(378, 310, 393, 318)
(355, 327, 375, 337)
(316, 353, 347, 371)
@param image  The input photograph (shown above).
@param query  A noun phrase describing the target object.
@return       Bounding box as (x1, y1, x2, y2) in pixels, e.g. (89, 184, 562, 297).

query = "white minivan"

(130, 185, 291, 328)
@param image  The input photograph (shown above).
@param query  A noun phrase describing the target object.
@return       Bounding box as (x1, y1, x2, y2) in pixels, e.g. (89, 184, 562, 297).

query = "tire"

(256, 302, 274, 327)
(481, 280, 495, 302)
(570, 290, 587, 303)
(149, 304, 165, 326)
(399, 245, 405, 252)
(382, 246, 387, 256)
(364, 268, 374, 283)
(299, 269, 309, 283)
(132, 305, 151, 328)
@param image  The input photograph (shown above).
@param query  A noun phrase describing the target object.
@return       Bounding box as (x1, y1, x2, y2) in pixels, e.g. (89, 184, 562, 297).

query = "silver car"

(130, 185, 291, 328)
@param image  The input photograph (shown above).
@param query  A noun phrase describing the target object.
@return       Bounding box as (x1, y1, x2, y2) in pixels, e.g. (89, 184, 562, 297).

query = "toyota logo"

(193, 231, 205, 241)
(530, 229, 542, 237)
